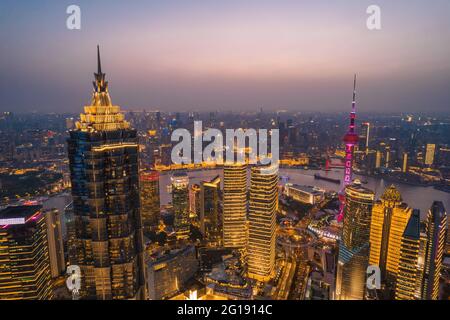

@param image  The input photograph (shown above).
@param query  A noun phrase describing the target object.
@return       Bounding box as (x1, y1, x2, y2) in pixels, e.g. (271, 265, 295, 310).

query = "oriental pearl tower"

(337, 75, 359, 222)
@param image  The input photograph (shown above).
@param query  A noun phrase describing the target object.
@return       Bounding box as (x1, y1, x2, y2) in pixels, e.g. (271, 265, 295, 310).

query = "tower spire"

(97, 45, 102, 75)
(352, 74, 357, 111)
(93, 45, 108, 93)
(337, 74, 360, 222)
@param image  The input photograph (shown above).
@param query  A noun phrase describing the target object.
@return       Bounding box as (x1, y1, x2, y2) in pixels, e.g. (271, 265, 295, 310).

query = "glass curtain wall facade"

(0, 205, 53, 300)
(223, 163, 247, 249)
(67, 47, 145, 300)
(335, 182, 374, 300)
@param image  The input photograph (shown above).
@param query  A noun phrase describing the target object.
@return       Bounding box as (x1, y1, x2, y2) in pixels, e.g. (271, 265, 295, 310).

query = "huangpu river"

(44, 168, 449, 225)
(159, 168, 449, 220)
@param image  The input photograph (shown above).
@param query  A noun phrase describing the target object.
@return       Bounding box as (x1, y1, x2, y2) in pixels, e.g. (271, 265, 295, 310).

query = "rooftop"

(286, 184, 324, 194)
(0, 205, 42, 225)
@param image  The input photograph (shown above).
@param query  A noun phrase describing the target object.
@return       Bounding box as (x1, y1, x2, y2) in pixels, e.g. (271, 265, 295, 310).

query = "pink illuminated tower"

(337, 75, 359, 222)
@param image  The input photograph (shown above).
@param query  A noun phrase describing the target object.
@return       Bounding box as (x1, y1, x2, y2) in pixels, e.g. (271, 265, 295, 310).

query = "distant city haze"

(0, 0, 449, 113)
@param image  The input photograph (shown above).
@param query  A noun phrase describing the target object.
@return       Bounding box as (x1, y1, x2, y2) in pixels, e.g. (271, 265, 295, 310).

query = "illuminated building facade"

(140, 171, 160, 233)
(284, 184, 324, 205)
(223, 163, 248, 249)
(421, 201, 447, 300)
(44, 209, 65, 279)
(369, 185, 412, 282)
(200, 176, 222, 246)
(375, 150, 382, 169)
(146, 245, 198, 300)
(402, 152, 408, 173)
(171, 172, 190, 240)
(0, 205, 53, 300)
(424, 144, 436, 166)
(359, 122, 370, 153)
(189, 184, 201, 220)
(395, 210, 421, 300)
(67, 47, 145, 300)
(337, 75, 359, 222)
(335, 182, 374, 300)
(65, 202, 78, 265)
(248, 165, 278, 282)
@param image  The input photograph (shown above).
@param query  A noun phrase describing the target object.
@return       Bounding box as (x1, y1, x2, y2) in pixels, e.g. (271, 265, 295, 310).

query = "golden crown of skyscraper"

(76, 46, 130, 132)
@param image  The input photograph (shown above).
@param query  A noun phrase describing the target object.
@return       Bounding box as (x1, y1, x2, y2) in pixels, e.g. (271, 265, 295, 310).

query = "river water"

(43, 169, 449, 222)
(159, 168, 449, 220)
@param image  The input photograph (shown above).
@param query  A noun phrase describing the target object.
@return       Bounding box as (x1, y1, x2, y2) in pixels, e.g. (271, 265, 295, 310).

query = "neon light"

(337, 75, 359, 223)
(0, 217, 25, 226)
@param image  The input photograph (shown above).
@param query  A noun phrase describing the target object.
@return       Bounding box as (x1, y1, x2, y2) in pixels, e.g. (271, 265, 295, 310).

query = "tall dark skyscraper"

(421, 201, 447, 300)
(200, 175, 222, 246)
(395, 209, 421, 300)
(67, 47, 145, 300)
(335, 182, 374, 300)
(171, 172, 190, 240)
(140, 171, 161, 233)
(0, 205, 53, 300)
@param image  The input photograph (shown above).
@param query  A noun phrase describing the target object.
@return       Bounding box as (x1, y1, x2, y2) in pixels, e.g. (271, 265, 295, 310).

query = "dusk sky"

(1, 0, 449, 113)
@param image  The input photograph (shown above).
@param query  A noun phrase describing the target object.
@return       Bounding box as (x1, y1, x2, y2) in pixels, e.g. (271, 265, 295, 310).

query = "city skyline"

(0, 0, 449, 304)
(1, 0, 450, 113)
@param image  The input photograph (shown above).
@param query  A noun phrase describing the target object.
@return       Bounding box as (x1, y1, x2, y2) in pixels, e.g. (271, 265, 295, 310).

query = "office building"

(200, 175, 222, 246)
(140, 171, 160, 233)
(146, 245, 198, 300)
(402, 152, 408, 173)
(189, 183, 201, 220)
(171, 172, 190, 240)
(421, 201, 447, 300)
(0, 205, 53, 300)
(44, 208, 65, 279)
(335, 182, 374, 300)
(369, 185, 412, 282)
(67, 47, 145, 299)
(424, 144, 436, 166)
(395, 210, 421, 300)
(375, 150, 382, 169)
(223, 163, 247, 249)
(284, 184, 324, 205)
(248, 165, 278, 282)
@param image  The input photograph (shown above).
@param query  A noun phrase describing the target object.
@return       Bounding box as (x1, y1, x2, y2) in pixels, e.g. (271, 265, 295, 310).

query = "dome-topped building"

(369, 185, 413, 287)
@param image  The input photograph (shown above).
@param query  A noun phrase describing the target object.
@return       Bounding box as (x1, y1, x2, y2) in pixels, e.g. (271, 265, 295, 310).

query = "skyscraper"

(44, 208, 65, 279)
(171, 172, 190, 240)
(200, 175, 222, 246)
(369, 185, 412, 283)
(359, 122, 370, 153)
(335, 182, 374, 300)
(421, 201, 447, 300)
(424, 144, 436, 166)
(402, 152, 408, 173)
(189, 183, 201, 221)
(223, 163, 247, 249)
(337, 75, 359, 222)
(395, 209, 421, 300)
(248, 165, 278, 282)
(140, 171, 160, 233)
(67, 47, 145, 300)
(375, 150, 382, 169)
(0, 205, 53, 300)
